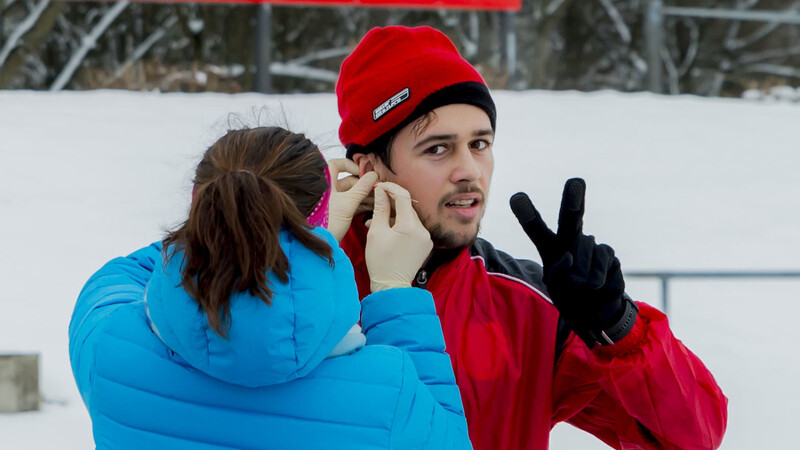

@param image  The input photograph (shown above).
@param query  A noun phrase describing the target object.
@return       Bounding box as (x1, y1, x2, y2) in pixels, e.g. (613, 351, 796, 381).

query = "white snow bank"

(1, 89, 798, 449)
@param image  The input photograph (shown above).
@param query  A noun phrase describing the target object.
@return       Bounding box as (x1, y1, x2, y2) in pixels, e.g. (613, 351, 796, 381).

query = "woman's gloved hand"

(326, 158, 379, 242)
(366, 183, 432, 292)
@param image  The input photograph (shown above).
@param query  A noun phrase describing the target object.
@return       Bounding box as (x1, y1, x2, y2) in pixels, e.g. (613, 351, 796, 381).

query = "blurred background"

(1, 0, 799, 98)
(2, 1, 800, 449)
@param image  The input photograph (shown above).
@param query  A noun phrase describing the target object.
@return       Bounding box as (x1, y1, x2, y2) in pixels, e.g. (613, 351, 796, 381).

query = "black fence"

(626, 270, 800, 316)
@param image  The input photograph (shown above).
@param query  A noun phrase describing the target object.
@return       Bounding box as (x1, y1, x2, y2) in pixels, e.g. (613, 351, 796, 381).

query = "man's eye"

(425, 144, 448, 155)
(471, 140, 490, 151)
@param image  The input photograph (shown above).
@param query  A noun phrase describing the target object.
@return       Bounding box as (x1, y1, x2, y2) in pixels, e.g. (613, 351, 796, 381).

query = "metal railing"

(625, 271, 800, 316)
(643, 1, 800, 93)
(663, 6, 800, 24)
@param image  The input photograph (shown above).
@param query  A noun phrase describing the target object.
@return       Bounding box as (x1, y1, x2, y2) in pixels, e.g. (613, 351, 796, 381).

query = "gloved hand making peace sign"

(510, 178, 638, 349)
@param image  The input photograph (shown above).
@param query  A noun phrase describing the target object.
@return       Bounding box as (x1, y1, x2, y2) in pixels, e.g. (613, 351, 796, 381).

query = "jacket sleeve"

(68, 243, 162, 406)
(551, 302, 728, 450)
(360, 287, 472, 450)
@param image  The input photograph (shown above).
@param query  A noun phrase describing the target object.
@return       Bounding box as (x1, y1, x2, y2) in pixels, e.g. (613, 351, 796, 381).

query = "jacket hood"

(145, 227, 360, 388)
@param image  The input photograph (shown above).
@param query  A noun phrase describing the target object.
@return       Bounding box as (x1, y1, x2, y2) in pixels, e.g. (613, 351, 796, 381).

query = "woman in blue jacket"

(69, 126, 471, 449)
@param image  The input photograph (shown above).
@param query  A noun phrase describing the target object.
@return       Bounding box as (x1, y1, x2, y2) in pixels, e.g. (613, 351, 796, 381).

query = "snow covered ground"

(1, 89, 798, 449)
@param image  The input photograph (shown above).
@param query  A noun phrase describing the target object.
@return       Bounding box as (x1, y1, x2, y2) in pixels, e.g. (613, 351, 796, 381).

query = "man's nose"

(450, 146, 482, 184)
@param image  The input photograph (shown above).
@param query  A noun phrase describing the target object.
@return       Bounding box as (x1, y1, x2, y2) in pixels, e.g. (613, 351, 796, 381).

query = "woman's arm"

(361, 287, 471, 449)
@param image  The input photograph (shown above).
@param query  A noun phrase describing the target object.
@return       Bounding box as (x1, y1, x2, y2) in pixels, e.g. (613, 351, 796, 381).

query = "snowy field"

(1, 89, 798, 449)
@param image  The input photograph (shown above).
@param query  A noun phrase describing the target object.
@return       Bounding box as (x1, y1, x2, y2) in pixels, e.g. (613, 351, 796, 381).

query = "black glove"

(510, 178, 637, 348)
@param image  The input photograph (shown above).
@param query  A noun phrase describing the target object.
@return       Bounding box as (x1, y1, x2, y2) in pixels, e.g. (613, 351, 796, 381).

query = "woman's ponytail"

(163, 127, 332, 337)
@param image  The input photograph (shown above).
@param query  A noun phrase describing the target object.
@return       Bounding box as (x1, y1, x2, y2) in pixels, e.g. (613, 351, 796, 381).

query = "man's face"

(366, 103, 495, 248)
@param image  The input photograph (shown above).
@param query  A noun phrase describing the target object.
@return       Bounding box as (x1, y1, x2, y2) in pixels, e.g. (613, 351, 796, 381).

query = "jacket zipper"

(415, 269, 429, 289)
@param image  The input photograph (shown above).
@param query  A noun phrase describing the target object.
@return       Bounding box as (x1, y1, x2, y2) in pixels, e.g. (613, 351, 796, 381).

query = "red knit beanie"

(337, 26, 496, 158)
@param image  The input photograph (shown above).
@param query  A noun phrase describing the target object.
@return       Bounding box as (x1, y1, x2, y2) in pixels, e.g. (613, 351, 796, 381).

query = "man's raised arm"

(512, 179, 728, 448)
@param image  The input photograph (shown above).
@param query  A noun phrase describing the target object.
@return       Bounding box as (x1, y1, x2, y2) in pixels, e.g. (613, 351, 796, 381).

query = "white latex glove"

(366, 182, 433, 292)
(327, 158, 379, 242)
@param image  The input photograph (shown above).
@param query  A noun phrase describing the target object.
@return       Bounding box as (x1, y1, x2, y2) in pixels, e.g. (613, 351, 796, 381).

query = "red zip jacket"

(342, 218, 727, 450)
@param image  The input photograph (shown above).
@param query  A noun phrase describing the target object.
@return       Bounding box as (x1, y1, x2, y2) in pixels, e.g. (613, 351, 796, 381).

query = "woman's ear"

(352, 154, 377, 178)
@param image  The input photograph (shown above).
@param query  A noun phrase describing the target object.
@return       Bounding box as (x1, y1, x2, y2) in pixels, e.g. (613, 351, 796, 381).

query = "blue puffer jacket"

(69, 227, 471, 449)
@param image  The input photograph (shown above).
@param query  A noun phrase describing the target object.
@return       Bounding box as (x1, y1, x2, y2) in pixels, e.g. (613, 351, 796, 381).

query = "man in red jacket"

(334, 26, 728, 450)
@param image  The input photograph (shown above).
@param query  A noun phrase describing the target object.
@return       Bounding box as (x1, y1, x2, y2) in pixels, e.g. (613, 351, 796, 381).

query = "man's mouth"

(445, 199, 479, 208)
(443, 193, 483, 220)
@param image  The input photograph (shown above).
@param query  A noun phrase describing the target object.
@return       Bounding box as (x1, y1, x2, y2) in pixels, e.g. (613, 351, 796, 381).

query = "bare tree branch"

(436, 9, 459, 27)
(739, 0, 762, 9)
(285, 46, 351, 66)
(737, 44, 800, 65)
(660, 46, 680, 95)
(468, 10, 479, 43)
(455, 12, 479, 59)
(707, 73, 725, 97)
(726, 21, 781, 51)
(596, 0, 631, 44)
(50, 1, 129, 91)
(104, 15, 178, 88)
(724, 19, 742, 51)
(1, 0, 20, 14)
(725, 3, 800, 51)
(0, 0, 50, 68)
(545, 0, 570, 17)
(337, 8, 357, 34)
(23, 50, 47, 84)
(270, 62, 338, 83)
(744, 63, 800, 79)
(532, 1, 543, 21)
(677, 18, 699, 78)
(629, 50, 648, 74)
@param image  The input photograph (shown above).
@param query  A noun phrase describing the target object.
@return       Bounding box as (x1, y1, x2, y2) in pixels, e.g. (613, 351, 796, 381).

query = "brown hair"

(354, 111, 437, 173)
(163, 126, 332, 337)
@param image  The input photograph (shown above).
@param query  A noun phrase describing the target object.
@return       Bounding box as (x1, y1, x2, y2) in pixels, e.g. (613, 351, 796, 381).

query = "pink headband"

(305, 158, 331, 228)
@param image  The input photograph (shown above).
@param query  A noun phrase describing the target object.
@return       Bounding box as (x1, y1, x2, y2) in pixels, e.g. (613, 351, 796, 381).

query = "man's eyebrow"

(413, 134, 457, 149)
(413, 129, 495, 149)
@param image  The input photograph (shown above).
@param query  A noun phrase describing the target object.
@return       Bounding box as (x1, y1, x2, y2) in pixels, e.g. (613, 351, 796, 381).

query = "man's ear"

(352, 153, 378, 178)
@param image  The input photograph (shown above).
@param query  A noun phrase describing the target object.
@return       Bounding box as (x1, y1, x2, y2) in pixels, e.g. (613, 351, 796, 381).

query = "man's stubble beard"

(420, 210, 483, 249)
(414, 183, 488, 249)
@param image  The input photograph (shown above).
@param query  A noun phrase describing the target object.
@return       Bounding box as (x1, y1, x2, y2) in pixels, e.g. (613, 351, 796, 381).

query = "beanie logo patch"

(373, 88, 410, 121)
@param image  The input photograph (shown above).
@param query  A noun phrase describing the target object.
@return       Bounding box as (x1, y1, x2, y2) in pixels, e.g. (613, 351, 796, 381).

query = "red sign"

(134, 0, 521, 11)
